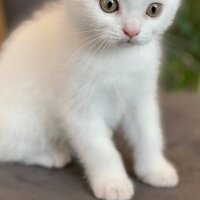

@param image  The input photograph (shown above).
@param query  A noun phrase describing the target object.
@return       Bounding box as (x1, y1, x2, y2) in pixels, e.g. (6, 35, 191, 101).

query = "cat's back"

(0, 1, 68, 104)
(0, 1, 67, 73)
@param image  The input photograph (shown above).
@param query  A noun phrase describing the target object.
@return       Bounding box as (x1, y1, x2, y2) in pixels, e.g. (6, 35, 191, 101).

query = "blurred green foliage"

(162, 0, 200, 93)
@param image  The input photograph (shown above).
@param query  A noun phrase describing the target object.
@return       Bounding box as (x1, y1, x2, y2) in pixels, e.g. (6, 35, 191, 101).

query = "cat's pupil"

(107, 0, 113, 9)
(152, 5, 157, 13)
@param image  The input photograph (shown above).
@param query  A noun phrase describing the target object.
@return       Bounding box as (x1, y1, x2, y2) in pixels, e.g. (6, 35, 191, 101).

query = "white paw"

(52, 150, 72, 169)
(91, 176, 134, 200)
(136, 160, 179, 188)
(27, 150, 72, 169)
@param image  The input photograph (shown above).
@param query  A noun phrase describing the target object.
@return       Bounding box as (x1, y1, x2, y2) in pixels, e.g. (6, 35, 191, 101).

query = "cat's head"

(67, 0, 181, 47)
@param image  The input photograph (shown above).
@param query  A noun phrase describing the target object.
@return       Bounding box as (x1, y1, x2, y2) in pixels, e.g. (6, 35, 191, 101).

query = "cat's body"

(0, 0, 180, 199)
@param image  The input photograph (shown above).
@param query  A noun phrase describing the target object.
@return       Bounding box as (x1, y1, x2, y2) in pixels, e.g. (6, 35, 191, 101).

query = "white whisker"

(65, 34, 104, 65)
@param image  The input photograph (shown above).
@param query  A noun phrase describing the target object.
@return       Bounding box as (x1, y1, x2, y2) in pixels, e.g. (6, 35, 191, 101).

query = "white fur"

(0, 0, 181, 199)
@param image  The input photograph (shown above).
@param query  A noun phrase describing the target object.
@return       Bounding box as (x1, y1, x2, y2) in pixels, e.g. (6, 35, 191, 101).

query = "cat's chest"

(74, 47, 158, 104)
(91, 59, 154, 128)
(94, 54, 153, 98)
(67, 46, 159, 127)
(93, 72, 140, 129)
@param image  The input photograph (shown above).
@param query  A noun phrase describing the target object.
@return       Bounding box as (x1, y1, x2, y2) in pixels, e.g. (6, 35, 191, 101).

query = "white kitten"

(0, 0, 181, 199)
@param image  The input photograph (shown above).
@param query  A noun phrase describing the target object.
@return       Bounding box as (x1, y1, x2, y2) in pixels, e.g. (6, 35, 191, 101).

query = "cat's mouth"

(124, 40, 132, 44)
(116, 38, 148, 47)
(117, 39, 136, 47)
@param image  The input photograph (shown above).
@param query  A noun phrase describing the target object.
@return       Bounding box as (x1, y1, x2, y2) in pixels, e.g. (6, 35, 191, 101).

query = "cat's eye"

(146, 3, 163, 18)
(100, 0, 119, 13)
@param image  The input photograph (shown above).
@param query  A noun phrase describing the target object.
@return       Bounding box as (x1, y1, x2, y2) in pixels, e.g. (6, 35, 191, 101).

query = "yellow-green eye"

(146, 3, 163, 18)
(100, 0, 119, 13)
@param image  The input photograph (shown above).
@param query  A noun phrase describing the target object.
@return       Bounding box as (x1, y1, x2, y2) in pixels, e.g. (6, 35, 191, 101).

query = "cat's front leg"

(65, 115, 134, 200)
(123, 96, 179, 188)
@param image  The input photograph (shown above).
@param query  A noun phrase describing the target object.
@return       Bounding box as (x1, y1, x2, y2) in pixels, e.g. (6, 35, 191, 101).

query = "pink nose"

(123, 27, 140, 38)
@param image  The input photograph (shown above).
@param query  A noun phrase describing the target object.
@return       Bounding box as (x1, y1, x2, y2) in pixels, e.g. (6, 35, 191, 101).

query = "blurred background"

(162, 0, 200, 93)
(0, 0, 200, 93)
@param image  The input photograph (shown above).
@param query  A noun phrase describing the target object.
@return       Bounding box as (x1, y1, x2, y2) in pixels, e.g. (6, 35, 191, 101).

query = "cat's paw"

(27, 150, 72, 169)
(52, 150, 72, 168)
(91, 175, 134, 200)
(136, 160, 179, 188)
